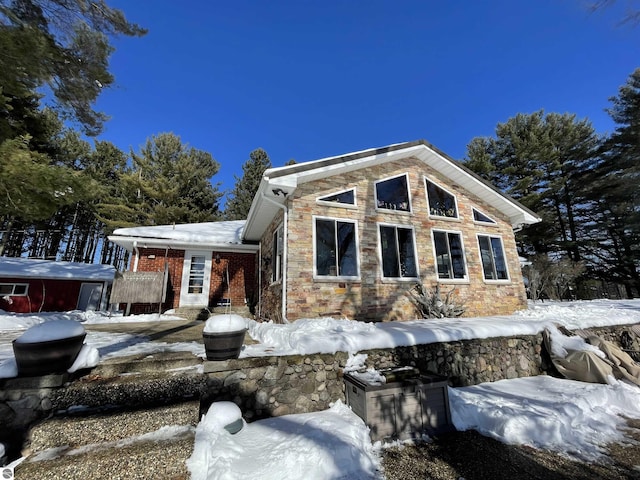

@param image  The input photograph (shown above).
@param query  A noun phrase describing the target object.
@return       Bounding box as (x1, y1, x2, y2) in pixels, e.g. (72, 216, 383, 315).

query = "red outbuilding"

(0, 257, 115, 313)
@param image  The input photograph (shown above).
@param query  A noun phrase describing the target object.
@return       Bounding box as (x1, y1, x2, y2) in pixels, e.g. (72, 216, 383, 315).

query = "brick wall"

(129, 248, 257, 314)
(260, 156, 527, 322)
(210, 251, 257, 309)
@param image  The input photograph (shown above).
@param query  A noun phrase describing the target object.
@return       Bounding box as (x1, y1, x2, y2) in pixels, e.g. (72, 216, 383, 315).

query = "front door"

(179, 251, 212, 306)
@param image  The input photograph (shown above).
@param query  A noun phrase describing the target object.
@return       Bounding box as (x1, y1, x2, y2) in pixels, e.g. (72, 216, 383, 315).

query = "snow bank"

(449, 375, 640, 461)
(67, 344, 100, 372)
(187, 401, 379, 480)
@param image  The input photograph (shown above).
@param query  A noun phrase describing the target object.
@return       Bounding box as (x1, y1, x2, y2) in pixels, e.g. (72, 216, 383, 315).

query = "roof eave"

(108, 235, 259, 253)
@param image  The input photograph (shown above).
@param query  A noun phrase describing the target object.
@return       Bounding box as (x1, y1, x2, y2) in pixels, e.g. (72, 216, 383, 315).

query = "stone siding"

(265, 156, 527, 322)
(258, 212, 285, 322)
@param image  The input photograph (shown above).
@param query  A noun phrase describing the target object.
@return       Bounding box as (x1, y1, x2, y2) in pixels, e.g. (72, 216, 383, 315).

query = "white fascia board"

(414, 146, 541, 226)
(283, 145, 424, 185)
(107, 235, 258, 253)
(243, 176, 297, 241)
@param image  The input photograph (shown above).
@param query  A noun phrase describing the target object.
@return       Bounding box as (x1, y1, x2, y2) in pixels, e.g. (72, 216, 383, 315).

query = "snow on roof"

(0, 257, 116, 281)
(109, 220, 257, 252)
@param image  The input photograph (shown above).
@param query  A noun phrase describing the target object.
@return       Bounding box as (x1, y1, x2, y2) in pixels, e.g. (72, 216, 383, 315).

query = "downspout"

(161, 246, 169, 314)
(261, 193, 288, 323)
(257, 242, 262, 319)
(133, 241, 140, 272)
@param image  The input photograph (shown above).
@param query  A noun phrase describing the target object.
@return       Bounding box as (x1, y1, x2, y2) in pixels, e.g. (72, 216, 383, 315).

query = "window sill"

(313, 276, 361, 283)
(473, 221, 499, 227)
(436, 279, 470, 285)
(376, 208, 413, 215)
(316, 201, 358, 210)
(429, 215, 461, 223)
(380, 277, 420, 283)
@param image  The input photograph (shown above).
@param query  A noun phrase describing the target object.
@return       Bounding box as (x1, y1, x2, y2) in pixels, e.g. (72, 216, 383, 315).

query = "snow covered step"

(92, 350, 204, 376)
(15, 424, 195, 480)
(25, 401, 200, 454)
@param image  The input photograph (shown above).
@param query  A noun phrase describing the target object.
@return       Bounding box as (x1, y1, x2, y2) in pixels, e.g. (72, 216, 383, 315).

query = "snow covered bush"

(408, 282, 465, 318)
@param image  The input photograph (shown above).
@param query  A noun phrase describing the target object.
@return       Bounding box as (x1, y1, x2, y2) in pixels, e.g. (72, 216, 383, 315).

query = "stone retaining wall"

(198, 335, 545, 420)
(2, 323, 638, 456)
(200, 324, 640, 418)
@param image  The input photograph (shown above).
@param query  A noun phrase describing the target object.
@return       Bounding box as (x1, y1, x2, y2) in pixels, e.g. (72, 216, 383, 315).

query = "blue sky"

(95, 0, 639, 206)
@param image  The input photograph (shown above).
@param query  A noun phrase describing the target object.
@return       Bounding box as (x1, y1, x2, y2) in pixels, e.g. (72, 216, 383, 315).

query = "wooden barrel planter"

(203, 330, 247, 360)
(13, 320, 86, 377)
(203, 314, 247, 361)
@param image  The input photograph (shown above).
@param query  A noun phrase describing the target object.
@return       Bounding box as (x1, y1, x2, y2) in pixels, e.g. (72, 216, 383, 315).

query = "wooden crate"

(344, 371, 453, 441)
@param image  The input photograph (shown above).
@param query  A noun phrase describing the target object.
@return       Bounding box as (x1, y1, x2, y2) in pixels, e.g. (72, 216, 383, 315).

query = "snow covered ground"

(2, 299, 640, 478)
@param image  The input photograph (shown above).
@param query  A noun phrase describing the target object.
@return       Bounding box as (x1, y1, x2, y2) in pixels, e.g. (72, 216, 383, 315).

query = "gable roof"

(242, 140, 541, 241)
(0, 257, 115, 281)
(109, 220, 258, 252)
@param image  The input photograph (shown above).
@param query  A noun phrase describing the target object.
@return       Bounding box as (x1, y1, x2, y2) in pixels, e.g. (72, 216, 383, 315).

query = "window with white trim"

(426, 179, 458, 218)
(375, 174, 411, 212)
(472, 208, 497, 225)
(478, 235, 509, 280)
(272, 225, 284, 283)
(0, 283, 28, 296)
(314, 217, 359, 278)
(317, 188, 356, 207)
(379, 224, 418, 279)
(432, 230, 467, 280)
(187, 255, 206, 293)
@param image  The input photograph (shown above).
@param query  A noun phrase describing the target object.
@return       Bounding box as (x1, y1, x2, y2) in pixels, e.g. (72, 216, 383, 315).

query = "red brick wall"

(128, 248, 257, 314)
(209, 252, 257, 308)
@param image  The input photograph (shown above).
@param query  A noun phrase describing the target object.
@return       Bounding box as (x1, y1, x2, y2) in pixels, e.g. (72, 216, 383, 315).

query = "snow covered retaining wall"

(1, 324, 637, 454)
(202, 324, 638, 418)
(203, 353, 349, 419)
(201, 333, 547, 420)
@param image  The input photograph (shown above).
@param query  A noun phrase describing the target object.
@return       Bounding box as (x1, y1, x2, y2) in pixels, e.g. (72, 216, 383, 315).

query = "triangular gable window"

(472, 208, 497, 224)
(426, 179, 457, 218)
(317, 188, 356, 207)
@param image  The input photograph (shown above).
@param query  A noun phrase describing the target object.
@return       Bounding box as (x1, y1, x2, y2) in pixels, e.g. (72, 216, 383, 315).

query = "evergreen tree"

(0, 0, 146, 136)
(465, 111, 600, 262)
(224, 148, 271, 220)
(126, 132, 222, 226)
(583, 69, 640, 296)
(0, 134, 92, 255)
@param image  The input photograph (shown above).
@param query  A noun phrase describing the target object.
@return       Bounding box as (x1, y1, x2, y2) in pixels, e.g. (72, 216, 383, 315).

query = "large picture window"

(379, 224, 418, 279)
(315, 218, 358, 278)
(433, 230, 467, 280)
(272, 225, 283, 283)
(478, 235, 509, 281)
(375, 174, 411, 212)
(426, 179, 458, 218)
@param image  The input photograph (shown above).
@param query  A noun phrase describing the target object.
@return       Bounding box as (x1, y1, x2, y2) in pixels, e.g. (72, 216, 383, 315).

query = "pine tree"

(126, 132, 222, 226)
(224, 148, 271, 220)
(465, 111, 600, 262)
(0, 0, 146, 136)
(583, 69, 640, 296)
(0, 135, 92, 255)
